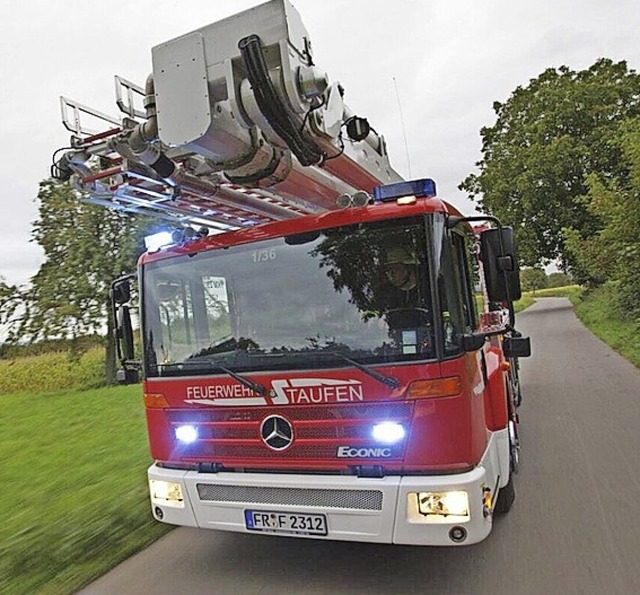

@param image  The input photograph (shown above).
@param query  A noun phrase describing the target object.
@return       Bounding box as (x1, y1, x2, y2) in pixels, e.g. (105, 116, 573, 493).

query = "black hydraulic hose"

(240, 35, 318, 164)
(240, 35, 308, 159)
(238, 35, 323, 166)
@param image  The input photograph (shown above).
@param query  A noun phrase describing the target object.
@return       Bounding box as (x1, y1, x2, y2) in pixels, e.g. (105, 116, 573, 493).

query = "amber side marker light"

(407, 376, 462, 399)
(144, 393, 170, 408)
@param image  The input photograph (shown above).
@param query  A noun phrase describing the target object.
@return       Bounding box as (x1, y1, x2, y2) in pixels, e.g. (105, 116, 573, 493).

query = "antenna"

(393, 77, 412, 178)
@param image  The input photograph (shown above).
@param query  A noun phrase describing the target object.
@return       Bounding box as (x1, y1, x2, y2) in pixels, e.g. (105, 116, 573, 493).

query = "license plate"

(244, 510, 327, 536)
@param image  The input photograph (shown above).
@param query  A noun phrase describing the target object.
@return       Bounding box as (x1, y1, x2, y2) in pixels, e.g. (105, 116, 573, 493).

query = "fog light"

(371, 422, 405, 444)
(417, 491, 470, 520)
(175, 424, 198, 444)
(449, 526, 468, 543)
(150, 480, 185, 508)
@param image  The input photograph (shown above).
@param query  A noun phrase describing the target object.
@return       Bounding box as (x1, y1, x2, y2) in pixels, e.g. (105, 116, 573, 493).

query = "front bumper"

(148, 430, 509, 546)
(148, 466, 499, 546)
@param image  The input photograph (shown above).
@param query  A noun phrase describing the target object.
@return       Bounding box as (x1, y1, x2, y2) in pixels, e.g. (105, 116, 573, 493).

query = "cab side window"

(451, 231, 479, 332)
(438, 229, 478, 355)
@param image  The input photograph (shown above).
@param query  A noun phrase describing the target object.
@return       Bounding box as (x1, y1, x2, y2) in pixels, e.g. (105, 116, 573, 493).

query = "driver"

(381, 246, 432, 354)
(383, 246, 420, 307)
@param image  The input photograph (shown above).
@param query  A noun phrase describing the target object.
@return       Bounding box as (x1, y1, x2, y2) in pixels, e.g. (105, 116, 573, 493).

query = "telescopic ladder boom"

(53, 0, 403, 233)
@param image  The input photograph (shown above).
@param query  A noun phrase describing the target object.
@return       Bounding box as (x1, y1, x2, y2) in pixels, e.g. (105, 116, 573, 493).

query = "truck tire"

(494, 473, 516, 514)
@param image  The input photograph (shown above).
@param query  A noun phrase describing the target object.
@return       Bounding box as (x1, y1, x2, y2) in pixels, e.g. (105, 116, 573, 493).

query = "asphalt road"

(79, 298, 640, 595)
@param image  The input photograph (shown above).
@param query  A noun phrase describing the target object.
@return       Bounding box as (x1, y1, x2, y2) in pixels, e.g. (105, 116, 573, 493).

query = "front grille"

(167, 403, 413, 463)
(196, 484, 383, 510)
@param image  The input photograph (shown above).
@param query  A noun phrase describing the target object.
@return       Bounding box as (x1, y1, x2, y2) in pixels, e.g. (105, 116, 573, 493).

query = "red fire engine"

(53, 0, 530, 545)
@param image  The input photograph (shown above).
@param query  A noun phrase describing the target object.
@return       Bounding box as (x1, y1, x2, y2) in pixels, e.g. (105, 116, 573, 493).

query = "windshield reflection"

(142, 216, 436, 376)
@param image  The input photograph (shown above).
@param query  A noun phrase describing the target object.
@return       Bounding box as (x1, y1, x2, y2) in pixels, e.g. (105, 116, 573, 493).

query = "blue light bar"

(373, 178, 437, 202)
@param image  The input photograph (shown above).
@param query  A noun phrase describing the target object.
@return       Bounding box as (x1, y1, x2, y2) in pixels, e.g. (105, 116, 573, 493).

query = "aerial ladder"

(51, 0, 533, 547)
(53, 0, 403, 232)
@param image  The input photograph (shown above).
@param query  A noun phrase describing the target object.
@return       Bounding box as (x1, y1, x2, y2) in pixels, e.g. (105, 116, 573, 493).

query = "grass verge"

(571, 284, 640, 368)
(0, 385, 171, 595)
(528, 285, 583, 300)
(514, 293, 535, 312)
(514, 285, 582, 312)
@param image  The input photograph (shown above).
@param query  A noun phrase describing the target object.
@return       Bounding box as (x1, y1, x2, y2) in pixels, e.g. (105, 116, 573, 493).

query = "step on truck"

(53, 0, 530, 546)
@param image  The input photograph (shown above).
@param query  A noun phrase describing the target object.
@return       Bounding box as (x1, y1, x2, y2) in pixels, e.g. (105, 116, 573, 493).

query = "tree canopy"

(564, 117, 640, 320)
(0, 278, 20, 339)
(460, 59, 640, 268)
(520, 267, 548, 294)
(16, 180, 150, 380)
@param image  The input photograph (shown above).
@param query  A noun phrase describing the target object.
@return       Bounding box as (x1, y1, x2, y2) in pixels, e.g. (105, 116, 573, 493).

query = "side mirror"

(480, 227, 522, 302)
(503, 335, 531, 358)
(117, 305, 135, 361)
(111, 279, 131, 305)
(110, 275, 139, 384)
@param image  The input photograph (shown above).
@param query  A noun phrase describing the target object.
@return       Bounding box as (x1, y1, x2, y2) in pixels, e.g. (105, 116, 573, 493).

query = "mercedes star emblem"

(260, 415, 294, 451)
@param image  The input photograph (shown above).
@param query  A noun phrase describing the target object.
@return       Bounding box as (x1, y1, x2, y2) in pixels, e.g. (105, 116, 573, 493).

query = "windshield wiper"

(326, 352, 399, 389)
(159, 360, 266, 396)
(253, 350, 400, 389)
(216, 364, 267, 396)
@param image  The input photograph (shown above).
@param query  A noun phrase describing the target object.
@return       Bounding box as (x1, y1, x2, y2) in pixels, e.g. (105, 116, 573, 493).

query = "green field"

(1, 284, 638, 594)
(0, 385, 171, 595)
(0, 349, 106, 395)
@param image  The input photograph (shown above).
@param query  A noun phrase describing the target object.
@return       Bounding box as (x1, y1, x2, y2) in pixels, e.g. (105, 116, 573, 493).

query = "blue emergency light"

(373, 178, 437, 202)
(144, 231, 174, 251)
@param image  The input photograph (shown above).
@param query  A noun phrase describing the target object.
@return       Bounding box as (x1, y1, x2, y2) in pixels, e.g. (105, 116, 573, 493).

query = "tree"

(18, 179, 149, 382)
(564, 117, 640, 320)
(460, 59, 640, 268)
(547, 272, 573, 288)
(520, 267, 548, 294)
(0, 278, 21, 341)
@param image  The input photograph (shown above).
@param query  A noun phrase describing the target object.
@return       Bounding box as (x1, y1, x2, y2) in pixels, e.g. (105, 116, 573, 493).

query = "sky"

(1, 0, 638, 288)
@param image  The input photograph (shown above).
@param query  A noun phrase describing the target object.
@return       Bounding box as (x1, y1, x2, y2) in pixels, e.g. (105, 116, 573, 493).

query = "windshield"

(142, 216, 439, 377)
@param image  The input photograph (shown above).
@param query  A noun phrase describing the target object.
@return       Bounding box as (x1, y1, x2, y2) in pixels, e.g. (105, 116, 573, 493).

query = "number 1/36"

(252, 249, 277, 263)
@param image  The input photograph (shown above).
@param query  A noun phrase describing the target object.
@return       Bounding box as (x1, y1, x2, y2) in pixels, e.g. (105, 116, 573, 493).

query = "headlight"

(371, 421, 406, 444)
(417, 491, 469, 518)
(175, 425, 198, 444)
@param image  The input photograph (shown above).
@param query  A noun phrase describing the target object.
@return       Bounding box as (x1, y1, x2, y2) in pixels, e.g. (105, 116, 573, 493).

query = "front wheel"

(509, 357, 523, 407)
(494, 473, 516, 514)
(509, 419, 520, 474)
(495, 420, 519, 514)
